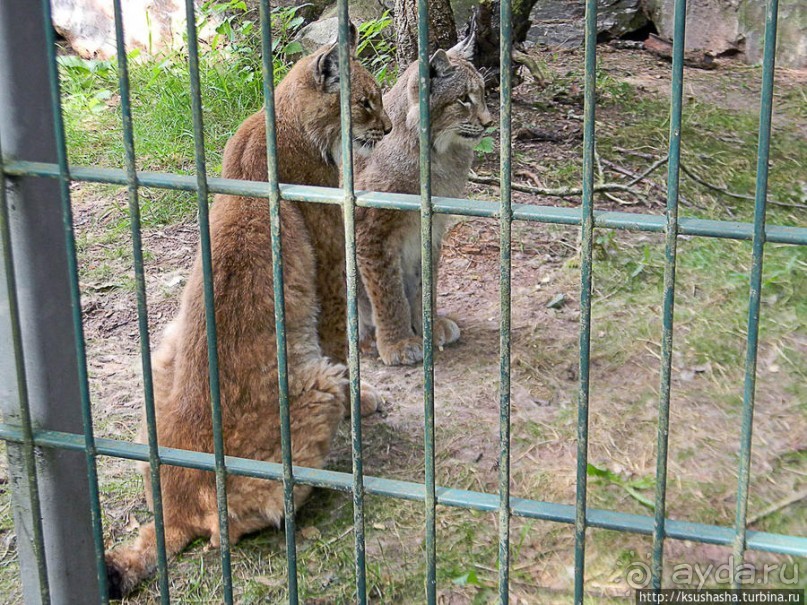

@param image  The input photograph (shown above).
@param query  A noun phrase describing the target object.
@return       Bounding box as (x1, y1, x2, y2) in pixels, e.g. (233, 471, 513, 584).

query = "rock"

(597, 0, 648, 40)
(296, 16, 339, 55)
(52, 0, 211, 60)
(321, 0, 391, 23)
(522, 0, 648, 49)
(450, 0, 805, 68)
(642, 0, 806, 68)
(739, 0, 806, 67)
(642, 0, 742, 57)
(243, 0, 331, 24)
(296, 0, 394, 57)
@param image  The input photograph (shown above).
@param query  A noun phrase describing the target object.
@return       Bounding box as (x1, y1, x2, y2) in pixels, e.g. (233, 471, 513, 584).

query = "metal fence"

(0, 0, 805, 603)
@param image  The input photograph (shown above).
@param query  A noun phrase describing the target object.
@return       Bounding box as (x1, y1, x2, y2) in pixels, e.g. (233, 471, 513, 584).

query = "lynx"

(104, 35, 389, 598)
(355, 40, 492, 366)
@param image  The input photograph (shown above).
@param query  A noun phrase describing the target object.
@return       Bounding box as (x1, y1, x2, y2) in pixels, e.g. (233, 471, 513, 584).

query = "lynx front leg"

(301, 204, 379, 415)
(357, 241, 423, 366)
(402, 231, 460, 349)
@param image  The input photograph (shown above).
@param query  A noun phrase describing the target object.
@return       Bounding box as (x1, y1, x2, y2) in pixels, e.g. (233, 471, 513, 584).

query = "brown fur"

(354, 46, 492, 365)
(222, 39, 391, 410)
(104, 39, 388, 598)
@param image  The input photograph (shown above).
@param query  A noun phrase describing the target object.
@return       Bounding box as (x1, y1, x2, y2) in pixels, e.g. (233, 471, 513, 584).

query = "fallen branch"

(515, 127, 579, 143)
(680, 164, 807, 210)
(747, 488, 807, 526)
(615, 148, 806, 210)
(626, 155, 669, 187)
(513, 50, 550, 85)
(595, 148, 637, 205)
(601, 157, 703, 209)
(469, 171, 641, 199)
(644, 34, 717, 70)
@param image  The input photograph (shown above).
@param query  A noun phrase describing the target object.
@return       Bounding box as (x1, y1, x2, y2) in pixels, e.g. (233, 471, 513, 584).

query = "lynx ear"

(429, 49, 455, 79)
(447, 30, 476, 62)
(312, 43, 341, 93)
(330, 21, 358, 52)
(348, 20, 358, 52)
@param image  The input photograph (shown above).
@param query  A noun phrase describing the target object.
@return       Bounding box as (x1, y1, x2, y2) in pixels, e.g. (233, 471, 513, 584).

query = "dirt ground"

(2, 46, 805, 603)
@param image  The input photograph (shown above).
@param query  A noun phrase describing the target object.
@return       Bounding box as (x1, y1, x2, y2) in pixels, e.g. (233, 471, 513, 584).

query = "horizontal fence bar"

(4, 161, 806, 245)
(1, 424, 804, 558)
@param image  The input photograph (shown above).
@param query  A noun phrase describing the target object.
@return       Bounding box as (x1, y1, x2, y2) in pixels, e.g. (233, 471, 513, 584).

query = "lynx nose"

(479, 106, 494, 128)
(381, 111, 392, 135)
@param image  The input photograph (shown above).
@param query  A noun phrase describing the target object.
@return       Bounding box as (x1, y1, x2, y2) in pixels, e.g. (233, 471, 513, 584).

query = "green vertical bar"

(0, 128, 52, 605)
(651, 0, 687, 591)
(575, 0, 597, 601)
(732, 0, 779, 586)
(110, 1, 171, 601)
(497, 0, 513, 603)
(258, 4, 298, 602)
(39, 0, 110, 599)
(182, 1, 233, 602)
(334, 2, 368, 603)
(416, 1, 436, 602)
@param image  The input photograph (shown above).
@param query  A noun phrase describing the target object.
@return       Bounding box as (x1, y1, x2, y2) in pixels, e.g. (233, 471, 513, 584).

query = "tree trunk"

(393, 0, 457, 68)
(460, 0, 541, 88)
(512, 0, 540, 43)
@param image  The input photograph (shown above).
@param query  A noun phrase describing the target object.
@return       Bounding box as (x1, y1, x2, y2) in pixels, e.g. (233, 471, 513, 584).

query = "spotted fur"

(354, 42, 492, 366)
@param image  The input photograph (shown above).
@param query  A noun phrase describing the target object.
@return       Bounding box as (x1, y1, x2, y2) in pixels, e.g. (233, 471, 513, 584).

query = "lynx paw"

(343, 381, 381, 417)
(434, 316, 460, 349)
(378, 336, 423, 366)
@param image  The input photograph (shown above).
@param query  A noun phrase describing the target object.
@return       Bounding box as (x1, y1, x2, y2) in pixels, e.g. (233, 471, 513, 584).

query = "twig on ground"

(513, 50, 549, 84)
(626, 155, 669, 187)
(680, 163, 755, 201)
(601, 157, 702, 209)
(469, 171, 642, 199)
(680, 164, 807, 210)
(595, 147, 635, 205)
(747, 488, 807, 526)
(614, 147, 659, 160)
(615, 148, 806, 210)
(515, 169, 543, 188)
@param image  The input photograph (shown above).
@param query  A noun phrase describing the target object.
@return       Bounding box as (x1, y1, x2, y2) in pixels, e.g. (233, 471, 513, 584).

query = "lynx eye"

(362, 98, 372, 110)
(458, 93, 472, 106)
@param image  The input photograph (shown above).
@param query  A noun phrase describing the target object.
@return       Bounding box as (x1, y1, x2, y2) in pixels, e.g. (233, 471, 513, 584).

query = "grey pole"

(0, 2, 103, 604)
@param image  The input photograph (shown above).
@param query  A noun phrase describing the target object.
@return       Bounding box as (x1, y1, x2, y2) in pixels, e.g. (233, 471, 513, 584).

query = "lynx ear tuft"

(447, 30, 476, 62)
(313, 43, 341, 93)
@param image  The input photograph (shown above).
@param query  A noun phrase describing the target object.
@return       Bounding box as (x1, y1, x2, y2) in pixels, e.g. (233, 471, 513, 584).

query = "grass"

(0, 442, 20, 605)
(1, 38, 805, 603)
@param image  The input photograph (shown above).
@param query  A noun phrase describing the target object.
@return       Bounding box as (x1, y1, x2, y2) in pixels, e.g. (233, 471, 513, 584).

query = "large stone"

(739, 0, 806, 67)
(296, 16, 339, 55)
(52, 0, 209, 59)
(643, 0, 807, 68)
(243, 0, 331, 25)
(507, 0, 647, 48)
(320, 0, 391, 23)
(642, 0, 742, 56)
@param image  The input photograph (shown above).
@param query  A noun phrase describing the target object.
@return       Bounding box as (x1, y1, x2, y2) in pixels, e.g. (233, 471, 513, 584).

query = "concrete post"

(0, 2, 103, 603)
